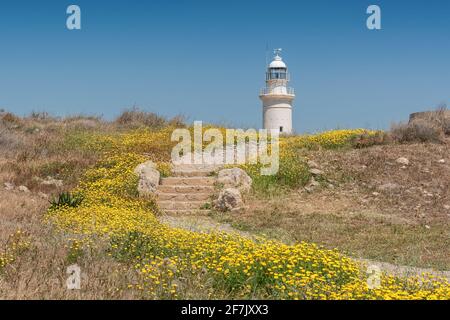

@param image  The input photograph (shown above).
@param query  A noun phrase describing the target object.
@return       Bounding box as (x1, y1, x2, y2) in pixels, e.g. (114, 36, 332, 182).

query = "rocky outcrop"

(217, 168, 252, 193)
(213, 188, 243, 212)
(134, 161, 160, 197)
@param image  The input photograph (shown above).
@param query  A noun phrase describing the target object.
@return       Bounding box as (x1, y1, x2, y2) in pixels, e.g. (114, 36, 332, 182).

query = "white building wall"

(262, 98, 293, 134)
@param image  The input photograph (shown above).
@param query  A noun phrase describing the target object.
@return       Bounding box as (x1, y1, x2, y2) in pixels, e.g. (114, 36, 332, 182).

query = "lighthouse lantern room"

(259, 49, 295, 134)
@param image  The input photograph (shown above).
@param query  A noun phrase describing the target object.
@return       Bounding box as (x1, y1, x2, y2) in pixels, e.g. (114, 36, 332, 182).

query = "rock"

(437, 159, 445, 164)
(213, 188, 243, 212)
(4, 182, 14, 191)
(378, 182, 401, 192)
(443, 205, 450, 210)
(372, 192, 380, 196)
(309, 168, 324, 176)
(18, 185, 30, 193)
(217, 168, 252, 193)
(396, 157, 409, 165)
(134, 161, 160, 196)
(40, 176, 63, 188)
(307, 160, 320, 169)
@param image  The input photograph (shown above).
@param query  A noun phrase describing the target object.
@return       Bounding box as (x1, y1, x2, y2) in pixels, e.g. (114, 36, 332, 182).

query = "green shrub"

(50, 192, 84, 209)
(242, 153, 310, 195)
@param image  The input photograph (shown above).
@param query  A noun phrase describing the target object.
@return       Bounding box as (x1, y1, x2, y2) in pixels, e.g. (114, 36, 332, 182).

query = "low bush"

(50, 192, 84, 209)
(391, 119, 443, 143)
(392, 106, 450, 143)
(115, 107, 172, 129)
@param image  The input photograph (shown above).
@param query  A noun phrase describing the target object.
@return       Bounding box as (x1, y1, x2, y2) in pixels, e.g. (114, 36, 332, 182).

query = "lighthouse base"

(262, 100, 293, 135)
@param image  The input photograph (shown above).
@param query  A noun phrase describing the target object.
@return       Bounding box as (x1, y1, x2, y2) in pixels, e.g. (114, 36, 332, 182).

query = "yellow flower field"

(46, 128, 450, 300)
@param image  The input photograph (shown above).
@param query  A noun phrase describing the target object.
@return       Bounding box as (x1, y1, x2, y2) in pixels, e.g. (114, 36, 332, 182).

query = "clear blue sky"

(0, 0, 449, 133)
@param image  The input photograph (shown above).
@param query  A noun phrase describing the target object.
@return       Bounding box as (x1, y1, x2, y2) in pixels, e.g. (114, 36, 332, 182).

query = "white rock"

(217, 168, 252, 193)
(4, 182, 14, 191)
(437, 159, 445, 164)
(213, 188, 243, 212)
(444, 205, 450, 210)
(396, 157, 410, 165)
(372, 192, 380, 196)
(18, 185, 30, 193)
(134, 161, 160, 196)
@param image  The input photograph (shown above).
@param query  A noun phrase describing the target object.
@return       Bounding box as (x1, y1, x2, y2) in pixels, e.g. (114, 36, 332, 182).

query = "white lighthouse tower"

(259, 49, 295, 134)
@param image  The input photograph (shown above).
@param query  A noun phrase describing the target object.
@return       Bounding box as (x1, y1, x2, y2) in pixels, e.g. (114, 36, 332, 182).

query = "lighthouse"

(259, 49, 295, 134)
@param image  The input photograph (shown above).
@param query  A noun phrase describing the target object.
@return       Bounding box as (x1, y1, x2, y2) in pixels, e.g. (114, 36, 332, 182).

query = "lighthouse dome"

(269, 55, 287, 69)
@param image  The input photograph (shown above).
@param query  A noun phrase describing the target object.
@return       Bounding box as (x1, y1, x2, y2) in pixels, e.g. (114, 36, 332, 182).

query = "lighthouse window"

(267, 72, 287, 80)
(280, 126, 283, 132)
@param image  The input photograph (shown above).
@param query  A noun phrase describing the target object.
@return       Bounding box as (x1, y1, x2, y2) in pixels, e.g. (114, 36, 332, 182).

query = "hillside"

(0, 110, 449, 299)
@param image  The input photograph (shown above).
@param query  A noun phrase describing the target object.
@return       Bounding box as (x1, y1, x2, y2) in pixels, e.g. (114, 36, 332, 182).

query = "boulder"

(134, 161, 160, 197)
(217, 168, 252, 193)
(213, 188, 243, 212)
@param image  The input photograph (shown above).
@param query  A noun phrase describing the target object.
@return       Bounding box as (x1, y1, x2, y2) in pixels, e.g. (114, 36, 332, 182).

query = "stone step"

(173, 163, 221, 172)
(157, 185, 214, 194)
(157, 192, 212, 201)
(158, 201, 207, 210)
(160, 177, 216, 186)
(172, 170, 214, 177)
(157, 185, 215, 194)
(162, 209, 211, 216)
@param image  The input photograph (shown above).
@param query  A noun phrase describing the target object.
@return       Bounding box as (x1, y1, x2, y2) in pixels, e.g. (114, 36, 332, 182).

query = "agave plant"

(50, 192, 84, 209)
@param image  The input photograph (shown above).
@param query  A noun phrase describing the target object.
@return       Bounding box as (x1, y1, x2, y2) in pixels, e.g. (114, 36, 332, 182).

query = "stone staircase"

(156, 164, 219, 215)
